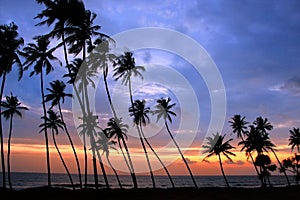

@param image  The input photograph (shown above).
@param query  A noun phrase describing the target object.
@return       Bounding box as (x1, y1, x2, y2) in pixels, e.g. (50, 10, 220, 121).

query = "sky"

(0, 0, 300, 176)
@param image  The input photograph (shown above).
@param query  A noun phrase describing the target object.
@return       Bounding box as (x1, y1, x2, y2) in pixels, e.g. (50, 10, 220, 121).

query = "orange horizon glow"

(1, 137, 296, 176)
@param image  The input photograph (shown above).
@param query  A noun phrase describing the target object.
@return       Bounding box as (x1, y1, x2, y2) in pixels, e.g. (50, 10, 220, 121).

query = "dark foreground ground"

(1, 186, 300, 200)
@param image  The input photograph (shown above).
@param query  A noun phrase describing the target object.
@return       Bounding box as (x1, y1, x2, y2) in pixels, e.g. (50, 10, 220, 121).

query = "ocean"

(0, 172, 298, 190)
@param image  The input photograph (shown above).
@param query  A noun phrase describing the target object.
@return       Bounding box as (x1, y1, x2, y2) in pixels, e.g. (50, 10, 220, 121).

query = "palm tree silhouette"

(238, 124, 276, 187)
(289, 127, 300, 153)
(202, 133, 236, 187)
(21, 35, 61, 187)
(105, 117, 136, 187)
(288, 127, 300, 185)
(254, 154, 277, 187)
(77, 111, 109, 189)
(95, 129, 122, 188)
(40, 110, 75, 190)
(0, 22, 24, 188)
(153, 97, 197, 188)
(229, 115, 261, 183)
(112, 51, 145, 188)
(1, 93, 28, 189)
(254, 117, 290, 186)
(44, 80, 82, 188)
(130, 99, 175, 188)
(129, 99, 155, 188)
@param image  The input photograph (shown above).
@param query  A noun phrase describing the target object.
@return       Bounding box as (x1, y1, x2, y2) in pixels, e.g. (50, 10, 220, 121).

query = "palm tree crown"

(40, 110, 64, 135)
(289, 127, 300, 153)
(129, 99, 150, 126)
(229, 115, 248, 139)
(152, 97, 176, 123)
(44, 80, 72, 108)
(1, 93, 28, 119)
(202, 133, 236, 161)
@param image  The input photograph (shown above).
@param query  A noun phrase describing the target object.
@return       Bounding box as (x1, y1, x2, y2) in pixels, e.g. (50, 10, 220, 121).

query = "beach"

(1, 186, 300, 200)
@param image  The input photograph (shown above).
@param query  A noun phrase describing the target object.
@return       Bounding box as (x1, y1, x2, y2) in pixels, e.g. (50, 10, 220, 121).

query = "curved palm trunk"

(120, 138, 138, 188)
(94, 144, 109, 189)
(296, 158, 299, 186)
(7, 115, 13, 189)
(82, 129, 88, 188)
(140, 125, 175, 188)
(51, 129, 75, 190)
(58, 102, 82, 189)
(0, 72, 7, 188)
(138, 126, 155, 188)
(165, 122, 198, 188)
(240, 134, 263, 186)
(271, 149, 290, 186)
(103, 68, 117, 118)
(40, 70, 51, 187)
(218, 154, 230, 187)
(106, 153, 122, 188)
(126, 78, 140, 188)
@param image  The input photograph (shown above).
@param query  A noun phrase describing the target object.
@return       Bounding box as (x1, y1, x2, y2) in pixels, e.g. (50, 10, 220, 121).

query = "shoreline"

(1, 186, 300, 200)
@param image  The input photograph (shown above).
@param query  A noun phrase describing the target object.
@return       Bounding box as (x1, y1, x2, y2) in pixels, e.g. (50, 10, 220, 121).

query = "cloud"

(279, 76, 300, 95)
(184, 157, 197, 165)
(225, 160, 245, 165)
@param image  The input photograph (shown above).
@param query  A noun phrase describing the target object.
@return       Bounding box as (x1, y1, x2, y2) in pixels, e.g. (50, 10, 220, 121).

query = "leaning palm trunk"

(218, 154, 230, 187)
(140, 125, 175, 188)
(240, 135, 263, 186)
(58, 102, 82, 189)
(0, 72, 7, 188)
(137, 126, 155, 188)
(51, 129, 75, 190)
(106, 153, 122, 188)
(60, 32, 82, 189)
(40, 70, 51, 187)
(165, 122, 198, 188)
(7, 115, 13, 189)
(270, 149, 290, 186)
(91, 133, 109, 189)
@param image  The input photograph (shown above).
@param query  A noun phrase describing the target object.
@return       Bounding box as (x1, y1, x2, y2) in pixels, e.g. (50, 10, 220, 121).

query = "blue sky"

(1, 0, 300, 161)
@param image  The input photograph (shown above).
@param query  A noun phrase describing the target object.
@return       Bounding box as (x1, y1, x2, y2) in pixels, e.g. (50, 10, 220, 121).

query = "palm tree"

(40, 110, 74, 190)
(130, 99, 175, 188)
(129, 99, 155, 188)
(112, 51, 145, 188)
(254, 117, 290, 186)
(254, 154, 277, 187)
(289, 127, 300, 153)
(288, 127, 300, 185)
(44, 79, 82, 188)
(95, 129, 122, 188)
(0, 22, 24, 188)
(202, 133, 236, 187)
(106, 117, 137, 188)
(1, 93, 28, 189)
(229, 115, 261, 180)
(21, 35, 61, 187)
(153, 97, 197, 188)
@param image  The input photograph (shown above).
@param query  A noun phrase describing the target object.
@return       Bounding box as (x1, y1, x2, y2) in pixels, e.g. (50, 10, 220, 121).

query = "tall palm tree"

(238, 125, 276, 186)
(153, 97, 197, 188)
(44, 79, 82, 188)
(112, 51, 145, 188)
(289, 127, 300, 153)
(229, 115, 260, 179)
(0, 22, 24, 188)
(21, 35, 61, 187)
(288, 127, 300, 185)
(77, 111, 109, 189)
(40, 110, 74, 190)
(254, 117, 290, 186)
(202, 133, 236, 187)
(95, 129, 122, 188)
(128, 99, 155, 188)
(1, 93, 28, 189)
(105, 117, 136, 187)
(130, 99, 175, 188)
